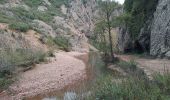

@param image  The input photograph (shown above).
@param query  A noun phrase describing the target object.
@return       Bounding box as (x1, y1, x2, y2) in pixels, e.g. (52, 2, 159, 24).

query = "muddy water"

(27, 52, 104, 100)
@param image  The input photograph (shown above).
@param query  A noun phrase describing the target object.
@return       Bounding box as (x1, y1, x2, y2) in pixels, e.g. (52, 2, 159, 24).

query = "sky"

(115, 0, 125, 4)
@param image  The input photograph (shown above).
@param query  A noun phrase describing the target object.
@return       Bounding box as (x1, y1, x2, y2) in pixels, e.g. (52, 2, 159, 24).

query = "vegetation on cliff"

(0, 0, 69, 91)
(120, 0, 158, 41)
(91, 0, 121, 62)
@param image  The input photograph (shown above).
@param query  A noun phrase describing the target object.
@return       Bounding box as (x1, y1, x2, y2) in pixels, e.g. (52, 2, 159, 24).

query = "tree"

(98, 0, 118, 62)
(94, 20, 108, 54)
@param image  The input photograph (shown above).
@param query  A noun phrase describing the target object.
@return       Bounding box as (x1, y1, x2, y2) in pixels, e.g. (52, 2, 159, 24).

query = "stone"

(165, 51, 170, 58)
(61, 4, 67, 15)
(43, 0, 51, 6)
(150, 0, 170, 57)
(37, 6, 48, 12)
(64, 92, 77, 100)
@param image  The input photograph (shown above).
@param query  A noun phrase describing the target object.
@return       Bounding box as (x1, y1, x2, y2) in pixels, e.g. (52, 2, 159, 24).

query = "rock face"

(0, 0, 98, 53)
(117, 0, 170, 57)
(67, 0, 97, 36)
(53, 0, 97, 52)
(150, 0, 170, 57)
(42, 0, 97, 52)
(117, 27, 132, 52)
(138, 19, 152, 52)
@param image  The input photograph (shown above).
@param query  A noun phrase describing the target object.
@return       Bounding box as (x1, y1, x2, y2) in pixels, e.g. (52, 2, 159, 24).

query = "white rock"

(38, 6, 48, 12)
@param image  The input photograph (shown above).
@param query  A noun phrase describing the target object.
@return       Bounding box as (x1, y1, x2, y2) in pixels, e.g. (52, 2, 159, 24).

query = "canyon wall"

(117, 0, 170, 58)
(0, 0, 98, 52)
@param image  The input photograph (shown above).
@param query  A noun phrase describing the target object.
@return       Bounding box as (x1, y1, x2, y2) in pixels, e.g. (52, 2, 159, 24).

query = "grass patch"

(0, 77, 13, 91)
(117, 60, 137, 72)
(33, 11, 54, 22)
(23, 0, 42, 7)
(0, 49, 46, 70)
(1, 0, 67, 24)
(11, 7, 35, 21)
(0, 11, 15, 23)
(153, 73, 170, 95)
(54, 36, 69, 51)
(9, 22, 31, 32)
(11, 6, 54, 22)
(49, 0, 69, 8)
(23, 0, 67, 22)
(0, 48, 46, 90)
(0, 0, 8, 4)
(88, 59, 170, 100)
(39, 36, 69, 51)
(90, 72, 170, 100)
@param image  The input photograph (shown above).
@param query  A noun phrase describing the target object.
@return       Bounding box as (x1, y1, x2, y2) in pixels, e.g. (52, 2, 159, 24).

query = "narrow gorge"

(0, 0, 170, 100)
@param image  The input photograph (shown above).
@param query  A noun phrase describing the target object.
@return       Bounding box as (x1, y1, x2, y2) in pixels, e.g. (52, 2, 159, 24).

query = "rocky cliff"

(57, 0, 97, 52)
(0, 0, 98, 52)
(150, 0, 170, 57)
(117, 0, 170, 58)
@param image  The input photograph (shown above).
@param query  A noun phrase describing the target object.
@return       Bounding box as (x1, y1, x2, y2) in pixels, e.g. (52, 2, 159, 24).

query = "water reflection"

(29, 52, 103, 100)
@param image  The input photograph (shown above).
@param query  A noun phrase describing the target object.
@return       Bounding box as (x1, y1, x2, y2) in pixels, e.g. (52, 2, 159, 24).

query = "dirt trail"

(2, 51, 88, 100)
(116, 54, 170, 78)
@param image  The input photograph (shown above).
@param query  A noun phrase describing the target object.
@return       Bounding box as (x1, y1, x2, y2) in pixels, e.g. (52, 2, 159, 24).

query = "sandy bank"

(4, 51, 88, 100)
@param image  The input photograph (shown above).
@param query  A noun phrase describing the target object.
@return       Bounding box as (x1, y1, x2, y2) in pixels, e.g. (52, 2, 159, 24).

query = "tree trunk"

(107, 13, 114, 62)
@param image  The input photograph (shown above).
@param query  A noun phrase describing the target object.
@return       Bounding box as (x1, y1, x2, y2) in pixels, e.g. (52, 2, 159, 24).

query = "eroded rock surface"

(150, 0, 170, 57)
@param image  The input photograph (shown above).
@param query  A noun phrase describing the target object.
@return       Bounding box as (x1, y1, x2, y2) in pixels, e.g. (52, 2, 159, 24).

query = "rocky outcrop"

(117, 0, 170, 58)
(138, 18, 152, 52)
(37, 0, 97, 52)
(67, 0, 97, 36)
(150, 0, 170, 57)
(0, 0, 98, 53)
(117, 27, 132, 52)
(51, 0, 98, 52)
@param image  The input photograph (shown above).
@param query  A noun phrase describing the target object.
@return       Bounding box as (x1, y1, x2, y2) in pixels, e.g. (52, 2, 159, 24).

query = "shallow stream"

(27, 52, 117, 100)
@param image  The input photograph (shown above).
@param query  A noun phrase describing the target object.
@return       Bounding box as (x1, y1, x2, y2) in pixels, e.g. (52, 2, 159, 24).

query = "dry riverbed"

(0, 51, 88, 100)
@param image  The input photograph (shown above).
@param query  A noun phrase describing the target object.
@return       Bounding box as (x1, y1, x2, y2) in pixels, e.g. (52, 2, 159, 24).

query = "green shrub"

(23, 0, 67, 21)
(49, 0, 69, 8)
(0, 77, 12, 91)
(0, 48, 46, 91)
(41, 36, 56, 47)
(23, 0, 42, 7)
(0, 48, 46, 90)
(0, 0, 7, 4)
(92, 74, 170, 100)
(11, 7, 35, 21)
(0, 12, 15, 23)
(54, 36, 69, 51)
(9, 22, 31, 32)
(24, 0, 68, 8)
(154, 73, 170, 95)
(33, 11, 54, 22)
(121, 0, 158, 41)
(0, 48, 46, 74)
(117, 60, 137, 72)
